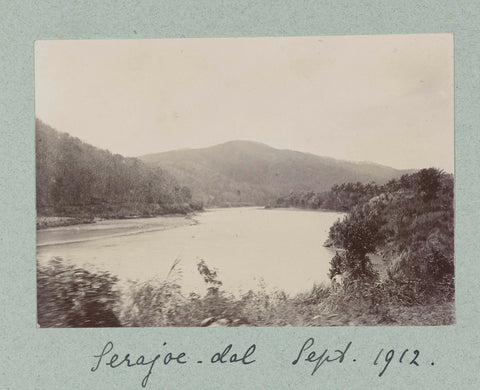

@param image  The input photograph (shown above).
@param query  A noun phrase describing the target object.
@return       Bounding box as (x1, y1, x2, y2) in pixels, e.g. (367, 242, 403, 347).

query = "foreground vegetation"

(37, 255, 453, 328)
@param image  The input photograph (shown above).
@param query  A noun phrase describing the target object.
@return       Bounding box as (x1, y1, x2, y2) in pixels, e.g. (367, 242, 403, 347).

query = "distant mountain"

(140, 140, 415, 206)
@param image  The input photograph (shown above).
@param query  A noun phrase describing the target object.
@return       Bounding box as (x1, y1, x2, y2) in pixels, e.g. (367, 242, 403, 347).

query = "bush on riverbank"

(326, 168, 454, 304)
(37, 258, 454, 328)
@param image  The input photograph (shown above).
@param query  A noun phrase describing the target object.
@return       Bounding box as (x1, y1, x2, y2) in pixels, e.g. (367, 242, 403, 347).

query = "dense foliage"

(272, 181, 384, 211)
(36, 120, 201, 219)
(37, 258, 121, 327)
(37, 257, 454, 327)
(327, 168, 454, 301)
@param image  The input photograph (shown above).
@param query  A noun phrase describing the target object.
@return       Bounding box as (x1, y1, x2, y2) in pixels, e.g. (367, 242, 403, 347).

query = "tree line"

(36, 119, 202, 219)
(271, 181, 385, 211)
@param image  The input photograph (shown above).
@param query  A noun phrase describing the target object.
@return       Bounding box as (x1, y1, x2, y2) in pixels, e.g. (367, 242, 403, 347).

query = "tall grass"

(37, 257, 454, 328)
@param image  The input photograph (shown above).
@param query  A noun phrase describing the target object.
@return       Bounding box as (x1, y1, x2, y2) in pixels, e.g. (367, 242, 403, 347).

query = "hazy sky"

(35, 34, 454, 172)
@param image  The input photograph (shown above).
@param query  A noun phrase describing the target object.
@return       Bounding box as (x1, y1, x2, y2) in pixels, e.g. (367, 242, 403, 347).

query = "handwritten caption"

(90, 338, 429, 388)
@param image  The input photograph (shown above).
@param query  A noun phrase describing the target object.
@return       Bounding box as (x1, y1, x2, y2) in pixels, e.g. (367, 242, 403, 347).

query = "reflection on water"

(36, 208, 343, 295)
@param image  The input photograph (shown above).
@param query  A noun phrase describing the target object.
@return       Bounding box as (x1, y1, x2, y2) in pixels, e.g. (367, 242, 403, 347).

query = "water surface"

(37, 208, 343, 295)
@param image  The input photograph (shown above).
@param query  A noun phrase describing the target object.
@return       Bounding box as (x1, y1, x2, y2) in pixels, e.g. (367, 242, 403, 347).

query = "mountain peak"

(209, 139, 274, 151)
(218, 139, 269, 146)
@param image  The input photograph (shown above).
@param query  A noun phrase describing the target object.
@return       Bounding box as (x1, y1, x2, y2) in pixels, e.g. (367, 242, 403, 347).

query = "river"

(37, 207, 343, 295)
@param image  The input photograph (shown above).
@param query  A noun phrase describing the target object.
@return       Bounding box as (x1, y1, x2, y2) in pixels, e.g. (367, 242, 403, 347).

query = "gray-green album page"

(1, 1, 479, 389)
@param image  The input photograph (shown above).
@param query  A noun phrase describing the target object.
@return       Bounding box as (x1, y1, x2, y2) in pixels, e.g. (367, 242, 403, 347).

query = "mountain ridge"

(142, 139, 413, 169)
(139, 140, 415, 206)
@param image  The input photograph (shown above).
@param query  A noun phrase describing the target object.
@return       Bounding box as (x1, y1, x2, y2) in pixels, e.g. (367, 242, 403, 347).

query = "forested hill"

(140, 141, 413, 206)
(36, 120, 200, 219)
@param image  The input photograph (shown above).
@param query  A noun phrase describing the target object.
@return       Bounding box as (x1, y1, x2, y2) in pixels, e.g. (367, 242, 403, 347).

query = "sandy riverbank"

(36, 214, 199, 247)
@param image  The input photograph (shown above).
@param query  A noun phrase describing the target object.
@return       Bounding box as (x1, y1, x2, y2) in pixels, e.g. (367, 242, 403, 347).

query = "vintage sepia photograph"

(35, 34, 454, 328)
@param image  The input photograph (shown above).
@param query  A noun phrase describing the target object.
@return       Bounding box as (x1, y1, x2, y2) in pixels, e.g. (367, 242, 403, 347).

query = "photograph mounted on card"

(35, 34, 454, 328)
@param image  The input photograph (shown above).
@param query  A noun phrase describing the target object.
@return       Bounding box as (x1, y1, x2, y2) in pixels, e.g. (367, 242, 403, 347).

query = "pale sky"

(35, 34, 454, 172)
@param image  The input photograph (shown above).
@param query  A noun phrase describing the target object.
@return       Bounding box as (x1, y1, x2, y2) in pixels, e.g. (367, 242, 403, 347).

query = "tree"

(417, 168, 444, 202)
(328, 206, 383, 280)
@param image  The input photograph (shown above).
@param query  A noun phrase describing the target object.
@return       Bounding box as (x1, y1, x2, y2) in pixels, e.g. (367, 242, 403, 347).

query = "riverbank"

(265, 204, 345, 214)
(37, 214, 199, 248)
(36, 210, 200, 230)
(37, 199, 203, 230)
(37, 216, 96, 229)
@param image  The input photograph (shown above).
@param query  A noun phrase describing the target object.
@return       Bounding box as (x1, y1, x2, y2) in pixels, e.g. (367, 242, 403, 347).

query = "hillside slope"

(36, 120, 198, 221)
(140, 140, 414, 206)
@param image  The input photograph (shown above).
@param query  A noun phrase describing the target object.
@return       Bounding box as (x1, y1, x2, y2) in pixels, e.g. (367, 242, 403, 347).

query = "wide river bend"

(37, 207, 344, 295)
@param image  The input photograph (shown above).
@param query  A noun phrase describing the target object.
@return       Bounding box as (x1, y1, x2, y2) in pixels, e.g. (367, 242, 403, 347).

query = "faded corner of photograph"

(35, 34, 454, 328)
